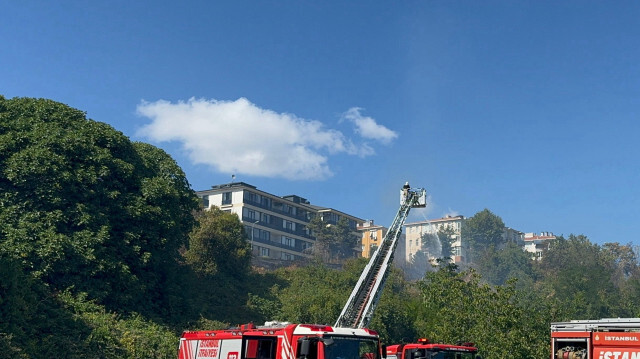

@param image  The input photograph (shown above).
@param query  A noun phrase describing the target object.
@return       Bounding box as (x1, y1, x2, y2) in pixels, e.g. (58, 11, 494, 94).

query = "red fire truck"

(551, 318, 640, 359)
(385, 338, 480, 359)
(179, 322, 381, 359)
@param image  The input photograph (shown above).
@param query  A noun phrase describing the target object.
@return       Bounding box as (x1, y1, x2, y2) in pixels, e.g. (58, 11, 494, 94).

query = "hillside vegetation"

(2, 97, 639, 358)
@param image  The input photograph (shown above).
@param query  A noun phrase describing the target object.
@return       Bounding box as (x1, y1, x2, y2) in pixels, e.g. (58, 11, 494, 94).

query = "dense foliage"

(3, 96, 640, 358)
(307, 216, 359, 261)
(461, 208, 505, 261)
(0, 97, 199, 320)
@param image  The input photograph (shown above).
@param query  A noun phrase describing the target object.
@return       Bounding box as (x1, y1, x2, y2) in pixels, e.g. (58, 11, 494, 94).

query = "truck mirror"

(299, 339, 310, 357)
(321, 337, 334, 347)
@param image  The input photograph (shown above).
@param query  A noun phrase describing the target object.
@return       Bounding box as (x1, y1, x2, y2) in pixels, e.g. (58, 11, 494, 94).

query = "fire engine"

(178, 183, 427, 359)
(551, 318, 640, 359)
(385, 338, 479, 359)
(179, 322, 381, 359)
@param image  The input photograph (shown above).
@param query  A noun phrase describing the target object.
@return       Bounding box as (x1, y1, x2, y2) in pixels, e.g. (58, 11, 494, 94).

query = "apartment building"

(196, 182, 364, 265)
(524, 232, 556, 260)
(404, 215, 467, 265)
(358, 220, 388, 258)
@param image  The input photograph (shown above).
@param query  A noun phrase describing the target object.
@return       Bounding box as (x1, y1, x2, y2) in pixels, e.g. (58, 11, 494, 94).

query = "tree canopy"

(418, 265, 550, 358)
(0, 96, 199, 316)
(461, 209, 506, 260)
(184, 207, 251, 278)
(307, 216, 358, 262)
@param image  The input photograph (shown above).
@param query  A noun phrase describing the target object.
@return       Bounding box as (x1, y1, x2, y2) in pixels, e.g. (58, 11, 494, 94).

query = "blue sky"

(3, 1, 640, 245)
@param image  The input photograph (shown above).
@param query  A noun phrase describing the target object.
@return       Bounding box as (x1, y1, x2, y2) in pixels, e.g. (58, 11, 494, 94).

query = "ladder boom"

(335, 182, 426, 328)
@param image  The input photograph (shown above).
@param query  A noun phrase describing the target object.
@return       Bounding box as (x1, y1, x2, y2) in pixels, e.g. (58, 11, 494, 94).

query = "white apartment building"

(404, 215, 467, 265)
(196, 182, 363, 265)
(524, 232, 556, 260)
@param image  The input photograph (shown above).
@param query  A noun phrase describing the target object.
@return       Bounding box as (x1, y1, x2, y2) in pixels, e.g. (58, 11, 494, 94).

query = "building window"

(222, 192, 232, 205)
(283, 220, 295, 231)
(281, 253, 293, 261)
(246, 226, 258, 240)
(244, 208, 257, 220)
(328, 213, 339, 223)
(260, 248, 270, 257)
(245, 191, 258, 203)
(282, 203, 295, 215)
(452, 246, 462, 256)
(261, 213, 270, 223)
(282, 236, 295, 247)
(202, 195, 209, 208)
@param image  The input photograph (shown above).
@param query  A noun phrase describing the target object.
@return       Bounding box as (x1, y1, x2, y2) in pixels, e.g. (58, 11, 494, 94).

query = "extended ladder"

(335, 183, 426, 328)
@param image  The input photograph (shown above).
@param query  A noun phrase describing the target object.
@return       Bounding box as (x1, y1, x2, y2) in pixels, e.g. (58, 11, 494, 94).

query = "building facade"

(358, 220, 388, 258)
(196, 182, 364, 266)
(523, 232, 556, 260)
(404, 215, 467, 265)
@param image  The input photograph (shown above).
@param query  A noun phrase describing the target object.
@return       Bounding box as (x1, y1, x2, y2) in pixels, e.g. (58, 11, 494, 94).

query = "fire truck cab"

(179, 322, 382, 359)
(551, 318, 640, 359)
(385, 339, 480, 359)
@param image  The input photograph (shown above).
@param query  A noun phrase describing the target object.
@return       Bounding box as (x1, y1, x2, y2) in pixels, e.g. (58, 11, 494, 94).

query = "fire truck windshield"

(323, 336, 380, 359)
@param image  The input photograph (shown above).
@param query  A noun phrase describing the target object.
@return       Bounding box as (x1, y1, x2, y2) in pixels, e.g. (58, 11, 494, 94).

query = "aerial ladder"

(335, 182, 427, 329)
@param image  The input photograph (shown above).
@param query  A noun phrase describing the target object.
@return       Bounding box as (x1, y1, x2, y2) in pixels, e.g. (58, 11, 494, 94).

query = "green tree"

(331, 217, 360, 260)
(436, 225, 455, 264)
(537, 234, 622, 320)
(58, 291, 178, 359)
(475, 241, 537, 288)
(368, 266, 420, 344)
(184, 207, 251, 278)
(307, 216, 358, 263)
(182, 207, 254, 324)
(461, 209, 505, 261)
(602, 242, 640, 284)
(421, 233, 440, 259)
(405, 249, 431, 281)
(262, 257, 419, 344)
(417, 266, 550, 358)
(412, 226, 455, 278)
(0, 96, 199, 320)
(307, 216, 332, 262)
(268, 261, 346, 324)
(602, 243, 640, 317)
(0, 253, 93, 358)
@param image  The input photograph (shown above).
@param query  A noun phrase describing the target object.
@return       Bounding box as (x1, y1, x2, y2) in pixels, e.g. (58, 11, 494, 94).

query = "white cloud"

(342, 107, 398, 144)
(136, 97, 391, 180)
